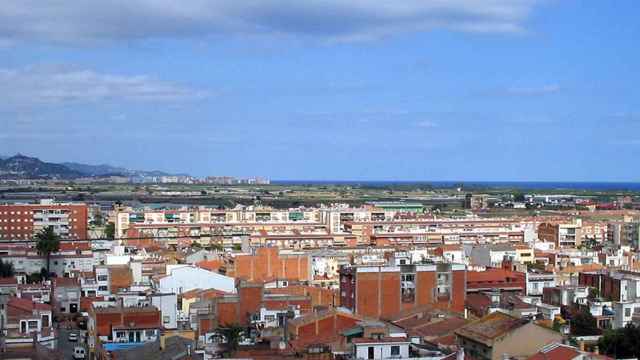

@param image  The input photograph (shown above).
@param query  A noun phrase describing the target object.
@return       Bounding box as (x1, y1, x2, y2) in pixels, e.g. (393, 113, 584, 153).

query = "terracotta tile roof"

(454, 311, 528, 346)
(467, 269, 524, 283)
(58, 242, 91, 252)
(196, 259, 224, 272)
(53, 277, 79, 287)
(8, 297, 52, 313)
(407, 317, 468, 338)
(0, 277, 18, 285)
(527, 344, 583, 360)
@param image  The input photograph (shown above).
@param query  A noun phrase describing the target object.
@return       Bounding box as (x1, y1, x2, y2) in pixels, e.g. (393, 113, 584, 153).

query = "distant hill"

(0, 154, 84, 179)
(62, 162, 130, 177)
(0, 154, 185, 180)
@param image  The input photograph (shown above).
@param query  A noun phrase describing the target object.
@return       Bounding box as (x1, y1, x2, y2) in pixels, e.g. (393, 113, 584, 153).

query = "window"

(401, 273, 416, 303)
(97, 275, 108, 281)
(368, 347, 375, 360)
(163, 316, 170, 324)
(391, 345, 400, 357)
(116, 331, 126, 338)
(625, 308, 632, 317)
(146, 330, 156, 337)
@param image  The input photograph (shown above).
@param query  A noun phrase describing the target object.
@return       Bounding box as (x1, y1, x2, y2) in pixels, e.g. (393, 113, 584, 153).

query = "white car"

(73, 346, 86, 359)
(68, 333, 78, 342)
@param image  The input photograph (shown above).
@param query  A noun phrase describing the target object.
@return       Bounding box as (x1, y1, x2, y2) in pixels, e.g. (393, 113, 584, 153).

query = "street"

(58, 328, 88, 360)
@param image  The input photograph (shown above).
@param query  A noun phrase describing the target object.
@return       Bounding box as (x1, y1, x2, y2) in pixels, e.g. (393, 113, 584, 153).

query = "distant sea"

(272, 180, 640, 191)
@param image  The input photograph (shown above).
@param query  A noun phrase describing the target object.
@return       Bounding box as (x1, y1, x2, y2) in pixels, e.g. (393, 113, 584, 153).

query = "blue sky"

(0, 1, 638, 181)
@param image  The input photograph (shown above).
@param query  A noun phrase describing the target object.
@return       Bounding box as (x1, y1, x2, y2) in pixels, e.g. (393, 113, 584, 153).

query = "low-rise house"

(526, 271, 557, 297)
(0, 277, 19, 295)
(543, 286, 589, 307)
(352, 337, 410, 360)
(88, 304, 161, 353)
(536, 302, 561, 321)
(455, 311, 563, 360)
(17, 282, 51, 303)
(4, 297, 55, 349)
(612, 300, 640, 328)
(287, 308, 363, 353)
(52, 277, 81, 315)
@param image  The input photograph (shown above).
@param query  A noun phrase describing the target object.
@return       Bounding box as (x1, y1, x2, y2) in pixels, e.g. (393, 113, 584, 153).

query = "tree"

(207, 243, 223, 252)
(104, 222, 115, 240)
(0, 259, 14, 277)
(598, 324, 640, 359)
(35, 226, 61, 276)
(216, 323, 244, 354)
(570, 308, 601, 336)
(512, 192, 526, 202)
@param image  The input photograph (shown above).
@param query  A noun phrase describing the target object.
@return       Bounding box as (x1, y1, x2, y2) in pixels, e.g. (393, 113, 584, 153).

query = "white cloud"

(0, 65, 208, 106)
(0, 1, 540, 44)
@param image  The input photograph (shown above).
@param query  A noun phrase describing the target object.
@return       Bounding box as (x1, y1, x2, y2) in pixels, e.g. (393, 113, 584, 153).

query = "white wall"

(158, 266, 235, 294)
(355, 343, 409, 360)
(151, 293, 178, 329)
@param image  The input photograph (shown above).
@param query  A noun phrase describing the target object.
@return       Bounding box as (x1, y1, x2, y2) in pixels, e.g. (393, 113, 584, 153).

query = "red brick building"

(233, 247, 311, 282)
(287, 309, 363, 350)
(339, 263, 466, 319)
(196, 281, 313, 334)
(0, 201, 88, 240)
(579, 271, 627, 301)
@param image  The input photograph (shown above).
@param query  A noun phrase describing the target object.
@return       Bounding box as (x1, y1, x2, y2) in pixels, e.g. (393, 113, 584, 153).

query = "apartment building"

(232, 247, 311, 282)
(0, 200, 88, 240)
(339, 262, 466, 318)
(538, 220, 583, 248)
(607, 221, 640, 247)
(465, 194, 490, 210)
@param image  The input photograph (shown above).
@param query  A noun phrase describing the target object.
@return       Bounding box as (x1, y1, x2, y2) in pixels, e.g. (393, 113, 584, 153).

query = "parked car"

(73, 346, 86, 359)
(68, 332, 78, 342)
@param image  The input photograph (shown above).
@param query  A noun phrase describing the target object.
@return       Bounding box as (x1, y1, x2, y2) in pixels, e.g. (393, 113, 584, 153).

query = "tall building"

(465, 194, 489, 210)
(538, 220, 582, 248)
(607, 221, 640, 247)
(339, 262, 466, 319)
(0, 200, 88, 240)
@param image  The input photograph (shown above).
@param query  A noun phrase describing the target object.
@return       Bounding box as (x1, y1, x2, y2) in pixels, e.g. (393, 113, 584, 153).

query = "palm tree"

(216, 323, 244, 354)
(35, 226, 61, 276)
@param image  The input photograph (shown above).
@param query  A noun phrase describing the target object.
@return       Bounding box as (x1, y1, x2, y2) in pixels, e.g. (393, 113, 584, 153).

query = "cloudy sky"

(0, 1, 638, 181)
